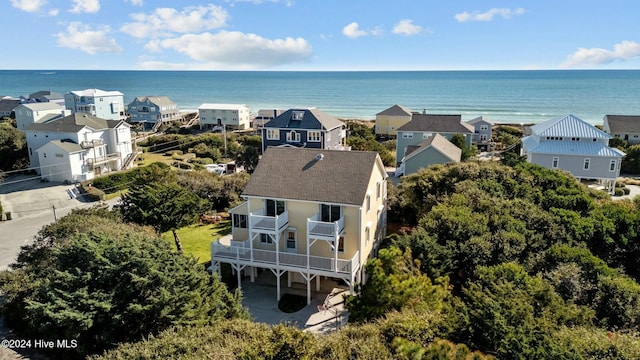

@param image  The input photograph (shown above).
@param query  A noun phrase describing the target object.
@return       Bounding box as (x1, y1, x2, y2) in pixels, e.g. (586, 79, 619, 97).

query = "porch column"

(250, 266, 255, 282)
(287, 271, 292, 287)
(316, 275, 321, 291)
(307, 276, 311, 305)
(276, 271, 281, 301)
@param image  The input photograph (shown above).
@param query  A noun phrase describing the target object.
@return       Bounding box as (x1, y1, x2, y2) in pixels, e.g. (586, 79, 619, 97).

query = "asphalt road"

(0, 176, 117, 270)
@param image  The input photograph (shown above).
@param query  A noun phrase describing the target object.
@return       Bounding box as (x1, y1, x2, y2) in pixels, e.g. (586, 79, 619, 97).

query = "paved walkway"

(239, 270, 350, 335)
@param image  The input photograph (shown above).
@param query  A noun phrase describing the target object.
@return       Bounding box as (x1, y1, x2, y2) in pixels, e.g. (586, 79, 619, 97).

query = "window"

(366, 194, 371, 212)
(260, 233, 273, 244)
(610, 160, 617, 172)
(584, 158, 590, 170)
(332, 236, 345, 253)
(266, 199, 285, 216)
(365, 226, 370, 246)
(286, 131, 300, 142)
(292, 111, 304, 120)
(480, 134, 488, 141)
(308, 131, 321, 142)
(423, 133, 431, 139)
(402, 132, 413, 139)
(552, 157, 559, 168)
(480, 125, 489, 131)
(376, 181, 381, 199)
(266, 129, 279, 140)
(233, 214, 247, 228)
(286, 229, 297, 251)
(321, 204, 341, 222)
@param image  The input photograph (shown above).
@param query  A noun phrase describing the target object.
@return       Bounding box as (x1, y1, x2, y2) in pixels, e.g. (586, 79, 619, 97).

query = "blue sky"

(3, 0, 640, 70)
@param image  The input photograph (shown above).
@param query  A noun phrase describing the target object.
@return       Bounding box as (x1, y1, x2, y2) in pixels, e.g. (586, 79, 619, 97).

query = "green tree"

(346, 246, 450, 323)
(236, 144, 259, 173)
(1, 223, 246, 358)
(450, 133, 475, 161)
(0, 123, 28, 170)
(121, 181, 208, 252)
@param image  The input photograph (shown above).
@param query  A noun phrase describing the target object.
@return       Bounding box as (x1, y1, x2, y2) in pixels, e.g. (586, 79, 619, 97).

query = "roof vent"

(315, 153, 324, 161)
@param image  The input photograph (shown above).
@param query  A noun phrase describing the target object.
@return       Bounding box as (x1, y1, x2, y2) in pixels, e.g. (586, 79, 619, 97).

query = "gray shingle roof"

(264, 108, 344, 130)
(29, 90, 64, 100)
(604, 115, 640, 134)
(404, 133, 462, 162)
(26, 113, 123, 132)
(376, 104, 414, 116)
(397, 114, 474, 133)
(130, 96, 177, 107)
(48, 139, 83, 153)
(0, 99, 21, 112)
(243, 147, 383, 205)
(467, 116, 494, 125)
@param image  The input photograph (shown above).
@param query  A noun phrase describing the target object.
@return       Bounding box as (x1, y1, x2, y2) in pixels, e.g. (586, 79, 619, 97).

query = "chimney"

(422, 108, 427, 114)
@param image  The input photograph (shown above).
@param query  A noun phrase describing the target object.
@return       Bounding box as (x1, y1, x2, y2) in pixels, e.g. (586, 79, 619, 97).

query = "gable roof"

(130, 96, 177, 107)
(19, 103, 63, 111)
(199, 103, 248, 110)
(397, 114, 474, 133)
(45, 139, 84, 154)
(0, 99, 21, 112)
(531, 114, 610, 139)
(264, 108, 344, 130)
(29, 90, 64, 100)
(26, 113, 123, 132)
(243, 147, 384, 206)
(376, 104, 414, 117)
(467, 116, 494, 126)
(604, 115, 640, 134)
(403, 133, 462, 162)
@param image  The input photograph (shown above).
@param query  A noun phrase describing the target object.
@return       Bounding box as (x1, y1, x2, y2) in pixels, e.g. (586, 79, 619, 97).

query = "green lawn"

(162, 220, 231, 264)
(136, 152, 176, 167)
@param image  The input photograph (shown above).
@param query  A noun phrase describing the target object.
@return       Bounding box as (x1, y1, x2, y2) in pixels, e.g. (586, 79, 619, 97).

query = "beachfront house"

(467, 116, 494, 151)
(521, 114, 625, 193)
(64, 89, 126, 121)
(25, 113, 134, 182)
(0, 99, 21, 118)
(20, 90, 65, 105)
(199, 103, 251, 130)
(14, 103, 69, 131)
(261, 108, 348, 152)
(127, 96, 181, 130)
(375, 104, 414, 138)
(396, 133, 462, 176)
(210, 147, 388, 304)
(395, 114, 474, 164)
(603, 115, 640, 145)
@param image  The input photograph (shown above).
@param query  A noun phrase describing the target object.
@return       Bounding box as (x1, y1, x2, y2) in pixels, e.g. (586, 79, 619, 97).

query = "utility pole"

(52, 205, 57, 223)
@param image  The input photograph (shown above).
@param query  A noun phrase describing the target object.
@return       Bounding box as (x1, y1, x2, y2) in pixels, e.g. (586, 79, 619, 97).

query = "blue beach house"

(261, 108, 349, 153)
(64, 89, 126, 121)
(127, 96, 181, 130)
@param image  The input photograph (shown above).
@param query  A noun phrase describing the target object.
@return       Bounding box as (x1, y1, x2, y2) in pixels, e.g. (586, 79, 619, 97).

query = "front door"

(285, 229, 297, 253)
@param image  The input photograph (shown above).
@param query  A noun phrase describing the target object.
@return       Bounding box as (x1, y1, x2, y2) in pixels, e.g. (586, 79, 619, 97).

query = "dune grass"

(162, 220, 231, 264)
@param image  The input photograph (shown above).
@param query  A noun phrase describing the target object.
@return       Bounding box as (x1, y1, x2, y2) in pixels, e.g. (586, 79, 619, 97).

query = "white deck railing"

(211, 239, 359, 274)
(250, 209, 289, 232)
(307, 214, 345, 240)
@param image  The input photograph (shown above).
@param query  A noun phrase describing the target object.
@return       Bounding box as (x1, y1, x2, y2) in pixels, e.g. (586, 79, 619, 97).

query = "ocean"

(1, 70, 639, 125)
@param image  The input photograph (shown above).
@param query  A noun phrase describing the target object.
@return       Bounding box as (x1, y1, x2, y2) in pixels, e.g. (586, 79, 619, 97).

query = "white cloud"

(11, 0, 47, 12)
(147, 31, 312, 69)
(55, 22, 123, 55)
(392, 19, 422, 36)
(562, 41, 640, 68)
(121, 5, 228, 39)
(48, 8, 59, 16)
(224, 0, 294, 6)
(342, 22, 370, 39)
(455, 8, 525, 22)
(70, 0, 100, 13)
(127, 0, 144, 6)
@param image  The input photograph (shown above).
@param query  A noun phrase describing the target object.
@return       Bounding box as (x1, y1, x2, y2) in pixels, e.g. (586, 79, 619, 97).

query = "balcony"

(80, 139, 105, 149)
(86, 153, 120, 167)
(307, 213, 345, 241)
(211, 239, 359, 275)
(249, 209, 289, 233)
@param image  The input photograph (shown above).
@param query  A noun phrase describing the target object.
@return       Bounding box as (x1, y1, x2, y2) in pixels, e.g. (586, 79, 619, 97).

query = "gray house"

(261, 108, 348, 152)
(467, 116, 493, 151)
(127, 96, 181, 130)
(0, 99, 21, 118)
(396, 133, 462, 176)
(395, 114, 474, 164)
(603, 115, 640, 144)
(21, 90, 65, 105)
(521, 114, 625, 193)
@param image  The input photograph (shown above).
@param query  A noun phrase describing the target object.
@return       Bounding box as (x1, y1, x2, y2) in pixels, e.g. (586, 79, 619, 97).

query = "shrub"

(171, 161, 192, 170)
(79, 181, 105, 201)
(189, 157, 214, 165)
(624, 187, 631, 195)
(165, 150, 183, 156)
(615, 188, 625, 196)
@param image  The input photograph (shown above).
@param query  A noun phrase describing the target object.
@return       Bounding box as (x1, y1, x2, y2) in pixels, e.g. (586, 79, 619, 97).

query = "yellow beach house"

(210, 147, 388, 304)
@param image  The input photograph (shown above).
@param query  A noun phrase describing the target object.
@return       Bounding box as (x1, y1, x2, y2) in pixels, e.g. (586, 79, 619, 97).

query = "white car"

(204, 164, 226, 175)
